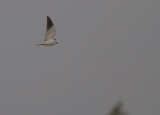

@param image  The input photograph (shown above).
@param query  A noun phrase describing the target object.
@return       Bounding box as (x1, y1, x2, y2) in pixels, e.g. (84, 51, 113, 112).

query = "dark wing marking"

(44, 16, 56, 42)
(46, 16, 54, 31)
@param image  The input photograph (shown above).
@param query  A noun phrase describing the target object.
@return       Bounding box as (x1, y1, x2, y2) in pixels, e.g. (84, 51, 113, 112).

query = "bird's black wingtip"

(46, 15, 49, 18)
(46, 15, 53, 30)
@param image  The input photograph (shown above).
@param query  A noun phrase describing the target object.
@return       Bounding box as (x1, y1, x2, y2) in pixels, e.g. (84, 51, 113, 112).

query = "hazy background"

(0, 0, 159, 115)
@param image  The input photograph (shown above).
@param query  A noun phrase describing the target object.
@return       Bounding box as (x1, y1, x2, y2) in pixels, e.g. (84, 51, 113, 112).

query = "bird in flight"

(37, 16, 58, 46)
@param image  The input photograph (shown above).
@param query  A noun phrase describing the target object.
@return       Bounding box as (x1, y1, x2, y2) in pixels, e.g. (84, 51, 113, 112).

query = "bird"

(37, 16, 58, 46)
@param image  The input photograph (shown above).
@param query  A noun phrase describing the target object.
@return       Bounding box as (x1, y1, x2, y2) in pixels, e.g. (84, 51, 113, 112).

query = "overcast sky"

(0, 0, 159, 115)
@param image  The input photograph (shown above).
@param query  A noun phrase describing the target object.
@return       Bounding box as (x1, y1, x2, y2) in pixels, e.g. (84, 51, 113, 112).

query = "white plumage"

(37, 16, 58, 46)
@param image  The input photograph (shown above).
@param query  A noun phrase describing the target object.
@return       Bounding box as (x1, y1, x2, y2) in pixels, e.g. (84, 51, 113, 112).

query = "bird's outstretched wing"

(44, 16, 56, 42)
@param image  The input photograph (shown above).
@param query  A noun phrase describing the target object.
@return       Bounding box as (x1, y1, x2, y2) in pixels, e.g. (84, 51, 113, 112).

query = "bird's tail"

(36, 43, 44, 45)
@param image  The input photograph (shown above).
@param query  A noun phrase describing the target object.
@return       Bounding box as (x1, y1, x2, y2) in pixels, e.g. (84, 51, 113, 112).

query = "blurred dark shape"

(108, 101, 128, 115)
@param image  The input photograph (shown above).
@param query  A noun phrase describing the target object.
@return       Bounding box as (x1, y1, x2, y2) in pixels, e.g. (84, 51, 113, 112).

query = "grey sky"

(0, 0, 159, 115)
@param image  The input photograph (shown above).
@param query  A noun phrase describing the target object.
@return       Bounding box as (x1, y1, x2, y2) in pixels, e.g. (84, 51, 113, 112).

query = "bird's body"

(37, 16, 58, 46)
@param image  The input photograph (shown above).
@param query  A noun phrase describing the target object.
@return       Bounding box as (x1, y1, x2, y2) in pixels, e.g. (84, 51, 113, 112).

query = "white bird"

(37, 16, 58, 46)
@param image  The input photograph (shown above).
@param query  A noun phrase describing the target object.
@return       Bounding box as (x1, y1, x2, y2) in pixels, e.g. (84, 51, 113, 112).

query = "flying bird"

(37, 16, 58, 46)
